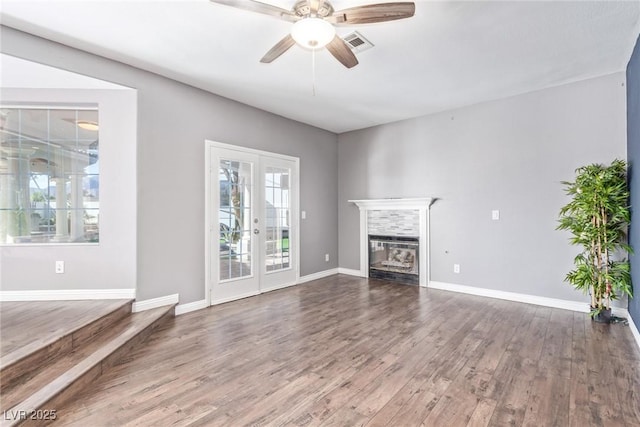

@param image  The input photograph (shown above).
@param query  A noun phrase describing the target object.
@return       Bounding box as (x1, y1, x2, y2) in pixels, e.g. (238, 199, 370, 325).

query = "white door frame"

(205, 140, 300, 305)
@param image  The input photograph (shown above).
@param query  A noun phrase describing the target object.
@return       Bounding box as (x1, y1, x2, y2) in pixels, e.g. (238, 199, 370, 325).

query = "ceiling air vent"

(342, 31, 374, 53)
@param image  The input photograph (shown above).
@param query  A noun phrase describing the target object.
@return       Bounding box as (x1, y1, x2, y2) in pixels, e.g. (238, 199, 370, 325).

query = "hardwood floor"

(40, 275, 640, 426)
(0, 300, 132, 358)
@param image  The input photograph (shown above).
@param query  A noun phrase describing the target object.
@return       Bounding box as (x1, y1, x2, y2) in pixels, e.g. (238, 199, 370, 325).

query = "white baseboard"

(177, 268, 358, 314)
(337, 267, 364, 277)
(612, 307, 630, 318)
(429, 281, 639, 352)
(262, 280, 299, 293)
(615, 308, 640, 351)
(175, 299, 208, 316)
(614, 310, 640, 348)
(132, 294, 179, 313)
(0, 288, 136, 302)
(298, 268, 339, 284)
(628, 316, 640, 351)
(428, 281, 590, 313)
(211, 290, 261, 306)
(208, 269, 339, 309)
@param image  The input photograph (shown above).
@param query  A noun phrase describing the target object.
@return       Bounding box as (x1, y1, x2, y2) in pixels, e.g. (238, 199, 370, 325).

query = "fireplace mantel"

(348, 198, 434, 210)
(349, 197, 435, 287)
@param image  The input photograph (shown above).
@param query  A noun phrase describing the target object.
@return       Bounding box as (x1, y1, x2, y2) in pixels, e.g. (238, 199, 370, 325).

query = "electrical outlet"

(453, 264, 460, 274)
(55, 260, 65, 274)
(325, 253, 330, 262)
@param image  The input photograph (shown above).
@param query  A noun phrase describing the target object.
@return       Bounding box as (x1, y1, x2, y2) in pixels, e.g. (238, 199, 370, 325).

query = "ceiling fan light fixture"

(291, 17, 335, 49)
(76, 120, 99, 131)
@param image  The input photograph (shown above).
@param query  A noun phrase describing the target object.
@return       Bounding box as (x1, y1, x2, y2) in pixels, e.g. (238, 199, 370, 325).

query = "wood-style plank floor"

(46, 276, 640, 426)
(0, 299, 131, 358)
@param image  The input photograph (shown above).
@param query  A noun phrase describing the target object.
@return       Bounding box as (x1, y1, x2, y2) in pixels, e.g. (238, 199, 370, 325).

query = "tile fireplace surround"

(348, 198, 435, 287)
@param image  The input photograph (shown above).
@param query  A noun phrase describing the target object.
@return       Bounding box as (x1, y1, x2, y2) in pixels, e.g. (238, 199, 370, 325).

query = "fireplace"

(349, 198, 434, 287)
(368, 235, 419, 285)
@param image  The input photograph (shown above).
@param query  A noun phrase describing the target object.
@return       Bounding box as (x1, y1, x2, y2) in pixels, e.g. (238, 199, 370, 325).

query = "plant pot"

(592, 308, 612, 324)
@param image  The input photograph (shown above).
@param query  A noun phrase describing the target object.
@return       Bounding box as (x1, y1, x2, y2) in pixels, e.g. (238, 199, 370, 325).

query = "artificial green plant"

(557, 159, 633, 317)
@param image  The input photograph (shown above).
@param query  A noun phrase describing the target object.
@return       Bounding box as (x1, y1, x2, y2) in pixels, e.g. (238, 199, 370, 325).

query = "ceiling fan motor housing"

(293, 0, 334, 18)
(209, 0, 415, 68)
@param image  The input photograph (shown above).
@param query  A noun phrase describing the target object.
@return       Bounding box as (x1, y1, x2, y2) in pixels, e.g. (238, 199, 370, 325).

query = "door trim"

(204, 140, 300, 305)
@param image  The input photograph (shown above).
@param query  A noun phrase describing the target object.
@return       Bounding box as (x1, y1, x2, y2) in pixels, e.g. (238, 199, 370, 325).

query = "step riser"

(13, 364, 102, 427)
(71, 302, 133, 350)
(103, 308, 174, 371)
(0, 339, 73, 394)
(0, 302, 132, 394)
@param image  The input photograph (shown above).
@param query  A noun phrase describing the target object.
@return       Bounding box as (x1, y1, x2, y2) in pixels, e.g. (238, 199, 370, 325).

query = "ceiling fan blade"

(260, 34, 296, 63)
(328, 2, 415, 25)
(326, 35, 359, 68)
(209, 0, 299, 23)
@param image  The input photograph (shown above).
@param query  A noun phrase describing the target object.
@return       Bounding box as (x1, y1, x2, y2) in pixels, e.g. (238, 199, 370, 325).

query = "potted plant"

(557, 159, 633, 322)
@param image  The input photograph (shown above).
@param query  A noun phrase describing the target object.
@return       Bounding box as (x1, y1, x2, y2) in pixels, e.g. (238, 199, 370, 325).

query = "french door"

(207, 142, 298, 304)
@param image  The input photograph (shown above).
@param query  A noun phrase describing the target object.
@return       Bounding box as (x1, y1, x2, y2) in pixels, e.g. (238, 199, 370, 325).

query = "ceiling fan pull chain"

(312, 48, 317, 96)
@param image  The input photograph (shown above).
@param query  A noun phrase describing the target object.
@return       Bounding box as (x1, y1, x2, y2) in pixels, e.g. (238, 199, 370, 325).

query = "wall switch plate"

(301, 211, 307, 219)
(55, 261, 65, 274)
(492, 210, 500, 221)
(325, 253, 330, 262)
(454, 264, 460, 274)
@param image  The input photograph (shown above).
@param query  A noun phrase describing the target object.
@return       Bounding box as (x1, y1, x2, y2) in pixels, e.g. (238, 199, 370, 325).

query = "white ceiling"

(1, 0, 639, 133)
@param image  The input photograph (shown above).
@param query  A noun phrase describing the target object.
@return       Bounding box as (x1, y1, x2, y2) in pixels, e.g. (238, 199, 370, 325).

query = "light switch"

(301, 211, 307, 219)
(492, 210, 500, 221)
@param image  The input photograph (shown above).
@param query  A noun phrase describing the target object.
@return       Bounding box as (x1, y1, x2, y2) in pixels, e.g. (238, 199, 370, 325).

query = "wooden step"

(0, 304, 175, 427)
(0, 299, 133, 392)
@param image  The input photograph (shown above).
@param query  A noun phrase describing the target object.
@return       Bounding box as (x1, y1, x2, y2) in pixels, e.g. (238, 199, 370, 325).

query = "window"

(0, 106, 99, 244)
(264, 166, 290, 272)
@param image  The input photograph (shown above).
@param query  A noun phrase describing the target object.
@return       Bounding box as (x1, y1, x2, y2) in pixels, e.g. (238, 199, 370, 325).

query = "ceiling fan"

(209, 0, 415, 68)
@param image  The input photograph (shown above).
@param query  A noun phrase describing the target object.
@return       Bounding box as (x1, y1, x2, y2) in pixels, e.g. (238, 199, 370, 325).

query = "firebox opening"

(368, 235, 419, 285)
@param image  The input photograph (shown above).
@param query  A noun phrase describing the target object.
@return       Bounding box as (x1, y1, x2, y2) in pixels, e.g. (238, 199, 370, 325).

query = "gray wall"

(0, 26, 339, 303)
(0, 87, 137, 292)
(339, 72, 628, 303)
(628, 34, 640, 330)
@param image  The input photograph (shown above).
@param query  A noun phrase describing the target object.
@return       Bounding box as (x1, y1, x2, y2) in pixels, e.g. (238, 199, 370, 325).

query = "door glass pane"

(264, 166, 290, 272)
(219, 159, 252, 281)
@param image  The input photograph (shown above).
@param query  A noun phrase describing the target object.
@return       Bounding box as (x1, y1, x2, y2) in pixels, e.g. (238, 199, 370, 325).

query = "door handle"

(254, 229, 260, 235)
